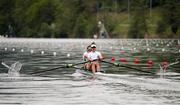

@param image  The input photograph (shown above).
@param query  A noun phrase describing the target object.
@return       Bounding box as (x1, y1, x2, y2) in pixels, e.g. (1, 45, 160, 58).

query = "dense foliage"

(0, 0, 179, 38)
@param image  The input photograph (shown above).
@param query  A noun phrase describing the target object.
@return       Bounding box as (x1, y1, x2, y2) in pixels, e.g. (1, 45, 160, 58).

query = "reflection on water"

(0, 38, 180, 105)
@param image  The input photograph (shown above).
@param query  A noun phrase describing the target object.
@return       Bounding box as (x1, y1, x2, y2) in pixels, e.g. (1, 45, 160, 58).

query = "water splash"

(1, 61, 22, 77)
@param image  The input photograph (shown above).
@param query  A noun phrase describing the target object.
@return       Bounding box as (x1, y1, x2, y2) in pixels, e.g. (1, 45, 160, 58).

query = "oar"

(1, 62, 10, 72)
(1, 62, 11, 69)
(30, 61, 88, 75)
(102, 60, 156, 74)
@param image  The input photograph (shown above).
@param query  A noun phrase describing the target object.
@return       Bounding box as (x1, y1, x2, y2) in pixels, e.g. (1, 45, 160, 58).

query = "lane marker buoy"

(21, 49, 24, 52)
(30, 50, 34, 54)
(67, 53, 70, 57)
(53, 52, 57, 56)
(41, 51, 44, 55)
(12, 48, 15, 52)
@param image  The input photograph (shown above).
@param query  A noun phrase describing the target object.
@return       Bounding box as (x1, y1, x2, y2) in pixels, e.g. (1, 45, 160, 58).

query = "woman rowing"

(87, 44, 104, 73)
(83, 45, 92, 70)
(82, 42, 97, 69)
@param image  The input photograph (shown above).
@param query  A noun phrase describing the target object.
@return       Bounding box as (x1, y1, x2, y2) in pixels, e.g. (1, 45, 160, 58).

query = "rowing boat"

(72, 66, 104, 76)
(29, 60, 158, 75)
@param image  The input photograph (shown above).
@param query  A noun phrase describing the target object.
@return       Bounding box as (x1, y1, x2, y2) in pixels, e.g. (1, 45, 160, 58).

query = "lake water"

(0, 38, 180, 105)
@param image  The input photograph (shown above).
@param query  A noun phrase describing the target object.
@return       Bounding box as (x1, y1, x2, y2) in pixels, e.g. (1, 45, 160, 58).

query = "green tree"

(156, 0, 180, 37)
(13, 0, 37, 37)
(128, 0, 148, 38)
(0, 0, 15, 36)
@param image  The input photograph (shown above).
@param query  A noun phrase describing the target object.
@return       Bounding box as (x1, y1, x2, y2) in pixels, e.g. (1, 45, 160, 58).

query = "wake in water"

(158, 59, 180, 79)
(1, 61, 22, 77)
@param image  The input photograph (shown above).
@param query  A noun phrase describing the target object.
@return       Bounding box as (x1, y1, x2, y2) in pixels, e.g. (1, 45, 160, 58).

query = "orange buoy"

(120, 58, 127, 63)
(134, 58, 140, 64)
(111, 57, 116, 62)
(147, 59, 153, 69)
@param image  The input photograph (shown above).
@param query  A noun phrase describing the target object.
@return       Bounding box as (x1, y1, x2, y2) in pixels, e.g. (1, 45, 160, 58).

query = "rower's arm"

(98, 52, 104, 61)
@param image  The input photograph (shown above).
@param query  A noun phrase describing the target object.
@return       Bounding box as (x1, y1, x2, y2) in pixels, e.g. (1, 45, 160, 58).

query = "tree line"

(0, 0, 179, 38)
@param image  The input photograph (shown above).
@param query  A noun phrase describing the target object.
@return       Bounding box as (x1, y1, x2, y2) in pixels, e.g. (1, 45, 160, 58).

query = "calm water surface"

(0, 38, 180, 105)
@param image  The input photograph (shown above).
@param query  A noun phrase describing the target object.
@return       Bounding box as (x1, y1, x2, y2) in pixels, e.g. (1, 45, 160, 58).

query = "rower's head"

(91, 44, 96, 51)
(87, 45, 91, 52)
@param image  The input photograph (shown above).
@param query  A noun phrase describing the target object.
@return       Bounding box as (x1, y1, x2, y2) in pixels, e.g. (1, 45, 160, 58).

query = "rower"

(83, 45, 92, 69)
(88, 44, 103, 73)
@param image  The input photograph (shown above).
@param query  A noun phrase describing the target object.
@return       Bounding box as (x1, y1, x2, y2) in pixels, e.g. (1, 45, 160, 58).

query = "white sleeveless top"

(87, 51, 103, 61)
(83, 51, 90, 61)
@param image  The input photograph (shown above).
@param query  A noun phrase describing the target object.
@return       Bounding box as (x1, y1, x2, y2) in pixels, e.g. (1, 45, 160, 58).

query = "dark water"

(0, 38, 180, 105)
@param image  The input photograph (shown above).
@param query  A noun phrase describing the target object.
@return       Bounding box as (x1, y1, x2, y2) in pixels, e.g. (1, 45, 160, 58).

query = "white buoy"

(41, 51, 44, 55)
(162, 48, 165, 52)
(21, 49, 24, 52)
(4, 48, 7, 51)
(147, 48, 150, 51)
(179, 49, 180, 53)
(67, 53, 70, 57)
(167, 44, 169, 47)
(121, 47, 124, 50)
(12, 48, 15, 52)
(156, 44, 159, 47)
(53, 52, 57, 56)
(30, 50, 34, 54)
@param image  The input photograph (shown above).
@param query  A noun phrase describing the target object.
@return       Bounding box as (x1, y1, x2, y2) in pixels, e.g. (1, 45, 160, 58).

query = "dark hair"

(91, 42, 96, 45)
(87, 45, 91, 49)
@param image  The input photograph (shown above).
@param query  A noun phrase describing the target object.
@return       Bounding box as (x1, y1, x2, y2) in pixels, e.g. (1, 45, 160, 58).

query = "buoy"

(147, 59, 153, 69)
(4, 48, 7, 51)
(111, 57, 116, 62)
(134, 58, 140, 64)
(12, 48, 15, 52)
(53, 52, 57, 56)
(41, 51, 44, 55)
(30, 50, 34, 54)
(162, 48, 165, 52)
(121, 47, 124, 50)
(67, 53, 70, 57)
(147, 48, 150, 51)
(21, 49, 24, 52)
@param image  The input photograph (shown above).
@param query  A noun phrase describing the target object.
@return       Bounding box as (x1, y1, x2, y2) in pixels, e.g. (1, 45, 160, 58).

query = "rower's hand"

(99, 57, 104, 61)
(89, 59, 98, 62)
